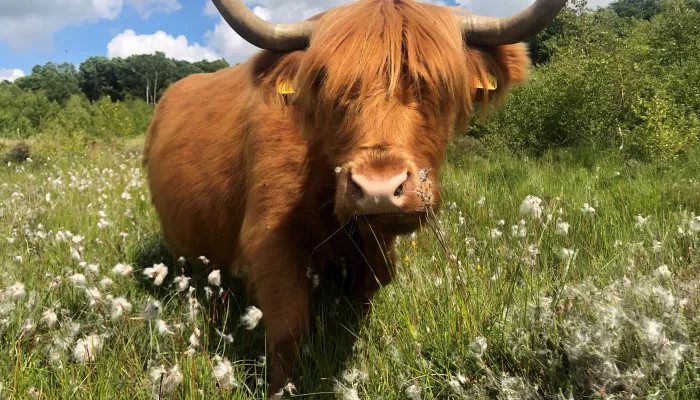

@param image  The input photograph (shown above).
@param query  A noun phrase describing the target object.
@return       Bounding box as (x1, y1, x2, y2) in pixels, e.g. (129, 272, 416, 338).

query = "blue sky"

(0, 0, 613, 82)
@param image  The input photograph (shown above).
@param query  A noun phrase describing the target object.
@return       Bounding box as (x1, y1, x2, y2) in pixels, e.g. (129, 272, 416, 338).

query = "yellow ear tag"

(475, 74, 498, 91)
(277, 80, 295, 95)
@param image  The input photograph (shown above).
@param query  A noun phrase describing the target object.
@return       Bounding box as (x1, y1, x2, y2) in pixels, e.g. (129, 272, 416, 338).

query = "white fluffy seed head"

(240, 306, 263, 330)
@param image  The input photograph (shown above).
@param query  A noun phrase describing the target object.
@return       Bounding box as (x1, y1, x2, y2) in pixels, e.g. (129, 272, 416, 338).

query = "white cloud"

(204, 1, 350, 64)
(202, 1, 218, 17)
(126, 0, 181, 19)
(0, 68, 25, 82)
(0, 0, 182, 49)
(107, 29, 222, 62)
(457, 0, 613, 17)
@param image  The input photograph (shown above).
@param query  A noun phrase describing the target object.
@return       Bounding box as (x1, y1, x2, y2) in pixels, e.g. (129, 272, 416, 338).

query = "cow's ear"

(250, 50, 306, 106)
(465, 42, 531, 107)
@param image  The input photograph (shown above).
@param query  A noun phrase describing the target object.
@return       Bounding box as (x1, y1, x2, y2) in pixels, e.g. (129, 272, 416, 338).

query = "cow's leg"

(243, 227, 311, 395)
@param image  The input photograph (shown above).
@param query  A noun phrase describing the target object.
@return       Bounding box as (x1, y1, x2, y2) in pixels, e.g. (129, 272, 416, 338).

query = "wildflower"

(198, 255, 210, 265)
(70, 247, 82, 262)
(212, 357, 238, 389)
(411, 241, 417, 248)
(469, 336, 488, 358)
(112, 263, 133, 276)
(690, 216, 700, 232)
(635, 214, 650, 229)
(143, 263, 168, 286)
(580, 203, 596, 215)
(150, 364, 183, 399)
(642, 319, 665, 346)
(155, 319, 174, 336)
(334, 382, 360, 400)
(97, 217, 111, 229)
(448, 379, 466, 396)
(240, 306, 263, 330)
(614, 239, 624, 248)
(173, 276, 190, 293)
(85, 287, 102, 307)
(555, 219, 569, 236)
(111, 297, 133, 322)
(41, 309, 58, 329)
(69, 273, 87, 288)
(557, 247, 575, 261)
(121, 192, 132, 200)
(73, 334, 103, 363)
(204, 286, 213, 301)
(186, 295, 198, 323)
(405, 383, 421, 400)
(189, 327, 201, 347)
(5, 282, 26, 301)
(100, 277, 114, 290)
(208, 270, 221, 286)
(653, 265, 671, 279)
(519, 195, 543, 219)
(144, 300, 162, 321)
(651, 240, 662, 253)
(71, 235, 84, 244)
(213, 327, 233, 343)
(489, 228, 502, 239)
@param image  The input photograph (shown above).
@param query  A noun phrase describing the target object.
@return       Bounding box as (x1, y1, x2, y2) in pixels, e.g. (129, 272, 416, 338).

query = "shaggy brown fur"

(143, 0, 530, 393)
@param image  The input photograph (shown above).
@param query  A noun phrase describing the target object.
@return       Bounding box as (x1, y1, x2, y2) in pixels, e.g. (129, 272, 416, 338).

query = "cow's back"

(143, 65, 251, 268)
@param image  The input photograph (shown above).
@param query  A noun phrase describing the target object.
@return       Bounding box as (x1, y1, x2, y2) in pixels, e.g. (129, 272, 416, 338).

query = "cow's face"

(283, 2, 530, 234)
(247, 0, 545, 234)
(304, 81, 453, 234)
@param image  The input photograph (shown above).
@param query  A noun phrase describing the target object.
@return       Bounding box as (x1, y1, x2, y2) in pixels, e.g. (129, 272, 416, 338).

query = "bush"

(472, 0, 700, 160)
(3, 141, 32, 163)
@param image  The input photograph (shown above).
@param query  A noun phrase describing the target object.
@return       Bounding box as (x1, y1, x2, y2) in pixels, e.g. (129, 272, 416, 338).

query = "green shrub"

(3, 141, 32, 163)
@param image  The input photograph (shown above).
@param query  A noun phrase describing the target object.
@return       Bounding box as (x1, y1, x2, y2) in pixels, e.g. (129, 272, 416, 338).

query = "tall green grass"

(0, 140, 698, 399)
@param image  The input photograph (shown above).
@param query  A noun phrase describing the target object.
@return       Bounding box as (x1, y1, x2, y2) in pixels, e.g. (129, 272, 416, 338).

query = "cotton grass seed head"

(213, 358, 238, 389)
(207, 270, 221, 287)
(143, 263, 168, 286)
(240, 306, 263, 330)
(150, 364, 183, 399)
(519, 195, 543, 219)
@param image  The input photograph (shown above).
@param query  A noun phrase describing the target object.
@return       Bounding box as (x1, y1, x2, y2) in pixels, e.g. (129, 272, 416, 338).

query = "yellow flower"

(411, 241, 417, 249)
(404, 255, 410, 262)
(476, 264, 481, 271)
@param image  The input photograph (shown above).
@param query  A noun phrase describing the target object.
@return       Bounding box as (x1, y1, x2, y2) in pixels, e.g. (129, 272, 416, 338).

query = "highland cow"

(143, 0, 566, 393)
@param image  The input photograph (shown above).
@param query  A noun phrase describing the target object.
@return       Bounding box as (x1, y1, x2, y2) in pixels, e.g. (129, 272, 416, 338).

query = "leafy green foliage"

(473, 0, 700, 161)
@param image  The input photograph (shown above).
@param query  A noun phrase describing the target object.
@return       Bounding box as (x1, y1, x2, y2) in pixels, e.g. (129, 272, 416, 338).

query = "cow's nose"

(350, 170, 409, 214)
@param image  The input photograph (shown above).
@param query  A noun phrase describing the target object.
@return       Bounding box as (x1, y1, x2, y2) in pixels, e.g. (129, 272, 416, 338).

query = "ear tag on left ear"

(277, 80, 295, 95)
(475, 73, 498, 91)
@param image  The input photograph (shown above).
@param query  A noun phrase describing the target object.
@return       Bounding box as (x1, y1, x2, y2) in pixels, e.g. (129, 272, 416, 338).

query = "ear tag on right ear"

(475, 73, 498, 91)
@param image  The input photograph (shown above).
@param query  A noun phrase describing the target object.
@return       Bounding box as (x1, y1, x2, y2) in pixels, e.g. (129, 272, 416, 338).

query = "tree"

(79, 57, 123, 102)
(15, 62, 81, 104)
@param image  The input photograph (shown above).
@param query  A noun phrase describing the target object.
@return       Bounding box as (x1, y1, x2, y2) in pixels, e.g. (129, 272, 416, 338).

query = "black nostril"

(348, 175, 364, 197)
(394, 184, 404, 197)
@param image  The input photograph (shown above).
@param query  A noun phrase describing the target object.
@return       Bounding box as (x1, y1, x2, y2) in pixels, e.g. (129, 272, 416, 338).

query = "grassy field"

(1, 138, 699, 399)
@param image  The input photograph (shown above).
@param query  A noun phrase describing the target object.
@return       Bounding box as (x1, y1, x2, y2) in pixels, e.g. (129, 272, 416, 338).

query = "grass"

(1, 138, 699, 399)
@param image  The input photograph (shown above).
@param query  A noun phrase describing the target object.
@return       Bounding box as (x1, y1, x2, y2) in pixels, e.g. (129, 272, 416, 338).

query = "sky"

(0, 0, 614, 82)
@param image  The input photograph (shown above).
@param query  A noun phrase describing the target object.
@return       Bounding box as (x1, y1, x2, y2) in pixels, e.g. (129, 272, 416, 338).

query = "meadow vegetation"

(1, 137, 699, 399)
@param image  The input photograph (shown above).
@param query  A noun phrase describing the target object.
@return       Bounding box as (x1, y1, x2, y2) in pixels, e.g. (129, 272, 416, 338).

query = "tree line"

(6, 53, 229, 105)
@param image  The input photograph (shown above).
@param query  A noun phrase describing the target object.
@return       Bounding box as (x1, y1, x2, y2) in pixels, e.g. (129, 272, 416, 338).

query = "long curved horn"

(211, 0, 314, 51)
(457, 0, 567, 46)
